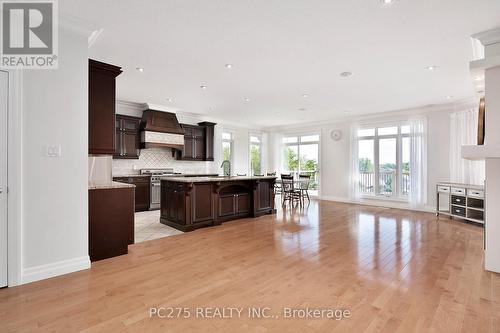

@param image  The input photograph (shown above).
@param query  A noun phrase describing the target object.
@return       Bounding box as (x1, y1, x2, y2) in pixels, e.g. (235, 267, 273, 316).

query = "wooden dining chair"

(281, 175, 301, 206)
(299, 174, 311, 203)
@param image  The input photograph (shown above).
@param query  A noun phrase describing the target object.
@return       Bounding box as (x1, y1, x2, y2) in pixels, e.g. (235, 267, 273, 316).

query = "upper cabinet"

(199, 122, 216, 161)
(88, 59, 122, 155)
(176, 122, 216, 161)
(114, 114, 141, 159)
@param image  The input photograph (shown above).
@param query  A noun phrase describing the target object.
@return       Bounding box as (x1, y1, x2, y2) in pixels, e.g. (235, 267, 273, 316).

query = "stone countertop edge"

(436, 182, 484, 190)
(160, 176, 277, 183)
(89, 181, 136, 190)
(112, 173, 220, 178)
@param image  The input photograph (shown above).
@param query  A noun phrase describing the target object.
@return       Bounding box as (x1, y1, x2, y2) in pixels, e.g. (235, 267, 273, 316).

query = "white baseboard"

(22, 256, 91, 285)
(319, 196, 435, 213)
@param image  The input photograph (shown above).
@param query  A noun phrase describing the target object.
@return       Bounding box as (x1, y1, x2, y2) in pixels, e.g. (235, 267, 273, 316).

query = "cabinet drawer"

(437, 186, 450, 193)
(451, 195, 466, 206)
(467, 189, 484, 198)
(451, 187, 465, 195)
(451, 205, 466, 217)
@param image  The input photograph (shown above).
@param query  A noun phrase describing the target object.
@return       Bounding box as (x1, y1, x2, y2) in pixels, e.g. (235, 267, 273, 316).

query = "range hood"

(141, 109, 185, 149)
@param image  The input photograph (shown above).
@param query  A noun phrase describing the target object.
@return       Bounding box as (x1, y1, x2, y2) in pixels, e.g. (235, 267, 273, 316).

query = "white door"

(0, 71, 7, 287)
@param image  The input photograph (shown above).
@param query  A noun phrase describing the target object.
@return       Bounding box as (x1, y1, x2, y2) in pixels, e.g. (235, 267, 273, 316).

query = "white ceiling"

(62, 0, 500, 128)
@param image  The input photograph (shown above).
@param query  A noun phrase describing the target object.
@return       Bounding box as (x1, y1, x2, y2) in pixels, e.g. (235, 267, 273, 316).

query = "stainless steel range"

(140, 168, 181, 210)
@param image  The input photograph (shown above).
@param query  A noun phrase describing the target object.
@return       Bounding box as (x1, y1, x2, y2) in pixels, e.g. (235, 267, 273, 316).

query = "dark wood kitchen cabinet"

(88, 59, 122, 155)
(176, 124, 205, 160)
(89, 186, 134, 261)
(176, 122, 216, 161)
(114, 114, 141, 159)
(160, 177, 276, 232)
(113, 175, 151, 211)
(198, 122, 216, 161)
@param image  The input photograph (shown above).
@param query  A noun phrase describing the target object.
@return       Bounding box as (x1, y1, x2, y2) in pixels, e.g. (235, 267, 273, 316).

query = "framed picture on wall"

(478, 97, 485, 145)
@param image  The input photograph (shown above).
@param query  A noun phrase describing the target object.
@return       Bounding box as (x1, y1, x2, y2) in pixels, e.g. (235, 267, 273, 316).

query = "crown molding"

(472, 27, 500, 46)
(60, 13, 97, 37)
(116, 100, 265, 130)
(264, 97, 477, 132)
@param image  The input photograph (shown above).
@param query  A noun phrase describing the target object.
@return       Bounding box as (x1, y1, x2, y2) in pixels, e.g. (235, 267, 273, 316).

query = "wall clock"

(330, 130, 342, 141)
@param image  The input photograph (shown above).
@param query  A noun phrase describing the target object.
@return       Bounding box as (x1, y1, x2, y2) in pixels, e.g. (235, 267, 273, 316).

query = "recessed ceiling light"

(425, 65, 438, 71)
(474, 76, 484, 81)
(244, 98, 251, 102)
(136, 67, 144, 72)
(381, 0, 395, 5)
(302, 93, 309, 98)
(200, 85, 207, 90)
(445, 95, 452, 100)
(476, 84, 484, 88)
(225, 63, 233, 69)
(340, 71, 352, 77)
(166, 98, 172, 102)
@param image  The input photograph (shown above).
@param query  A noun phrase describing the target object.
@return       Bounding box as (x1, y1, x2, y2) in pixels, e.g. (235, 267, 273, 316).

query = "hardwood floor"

(1, 200, 499, 332)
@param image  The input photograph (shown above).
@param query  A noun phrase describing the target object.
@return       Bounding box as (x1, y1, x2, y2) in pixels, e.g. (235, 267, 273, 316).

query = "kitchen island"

(160, 176, 276, 231)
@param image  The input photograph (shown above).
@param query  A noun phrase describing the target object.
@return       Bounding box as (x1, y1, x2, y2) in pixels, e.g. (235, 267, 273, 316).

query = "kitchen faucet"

(221, 160, 231, 177)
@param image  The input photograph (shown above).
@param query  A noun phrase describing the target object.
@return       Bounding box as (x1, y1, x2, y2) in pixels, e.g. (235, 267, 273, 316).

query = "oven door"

(150, 182, 161, 210)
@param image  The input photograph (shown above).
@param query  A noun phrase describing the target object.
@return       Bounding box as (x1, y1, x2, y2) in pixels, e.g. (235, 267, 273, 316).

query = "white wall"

(20, 28, 90, 283)
(268, 102, 475, 211)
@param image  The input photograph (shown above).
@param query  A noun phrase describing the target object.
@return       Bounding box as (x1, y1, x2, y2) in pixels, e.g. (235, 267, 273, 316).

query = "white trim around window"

(355, 122, 411, 201)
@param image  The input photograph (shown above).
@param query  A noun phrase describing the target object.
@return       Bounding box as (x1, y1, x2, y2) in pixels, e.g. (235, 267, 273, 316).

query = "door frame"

(5, 70, 23, 286)
(280, 131, 322, 198)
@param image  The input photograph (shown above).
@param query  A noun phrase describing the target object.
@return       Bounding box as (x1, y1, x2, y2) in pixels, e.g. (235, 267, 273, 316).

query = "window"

(357, 125, 410, 198)
(222, 131, 233, 164)
(282, 134, 320, 193)
(249, 134, 262, 175)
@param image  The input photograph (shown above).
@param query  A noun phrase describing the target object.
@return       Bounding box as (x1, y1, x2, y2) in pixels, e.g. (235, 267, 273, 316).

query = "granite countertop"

(160, 176, 277, 183)
(112, 173, 219, 178)
(436, 182, 484, 190)
(89, 181, 136, 190)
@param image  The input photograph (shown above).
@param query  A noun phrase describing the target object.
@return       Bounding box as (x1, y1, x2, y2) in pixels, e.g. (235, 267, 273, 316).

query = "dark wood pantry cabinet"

(88, 59, 122, 155)
(114, 114, 141, 159)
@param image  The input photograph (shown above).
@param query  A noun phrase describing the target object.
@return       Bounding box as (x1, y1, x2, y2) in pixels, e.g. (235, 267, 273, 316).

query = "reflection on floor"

(134, 210, 183, 243)
(1, 199, 497, 332)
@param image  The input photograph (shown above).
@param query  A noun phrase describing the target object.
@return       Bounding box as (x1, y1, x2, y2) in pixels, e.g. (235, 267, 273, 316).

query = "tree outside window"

(250, 135, 262, 175)
(222, 131, 233, 164)
(282, 135, 319, 190)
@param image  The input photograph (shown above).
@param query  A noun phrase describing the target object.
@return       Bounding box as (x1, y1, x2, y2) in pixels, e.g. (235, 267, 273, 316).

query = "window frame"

(357, 123, 410, 200)
(249, 133, 263, 175)
(281, 132, 321, 193)
(221, 130, 234, 166)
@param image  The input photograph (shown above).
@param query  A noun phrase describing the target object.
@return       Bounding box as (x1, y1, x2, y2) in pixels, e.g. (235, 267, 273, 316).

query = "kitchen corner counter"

(88, 181, 136, 190)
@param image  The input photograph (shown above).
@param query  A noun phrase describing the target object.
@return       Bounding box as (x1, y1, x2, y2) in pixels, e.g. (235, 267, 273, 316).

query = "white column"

(466, 28, 500, 273)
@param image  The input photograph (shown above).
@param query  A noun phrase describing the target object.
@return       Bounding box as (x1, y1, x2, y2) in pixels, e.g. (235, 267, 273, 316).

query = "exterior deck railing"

(359, 172, 410, 196)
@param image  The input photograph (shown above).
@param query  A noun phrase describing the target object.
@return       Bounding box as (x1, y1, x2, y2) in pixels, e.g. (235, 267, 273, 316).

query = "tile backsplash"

(112, 148, 218, 175)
